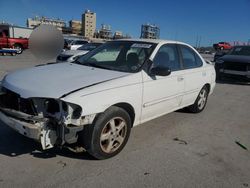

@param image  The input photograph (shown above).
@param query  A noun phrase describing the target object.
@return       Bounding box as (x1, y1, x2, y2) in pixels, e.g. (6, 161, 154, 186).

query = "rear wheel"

(83, 106, 131, 160)
(13, 44, 23, 54)
(188, 86, 209, 113)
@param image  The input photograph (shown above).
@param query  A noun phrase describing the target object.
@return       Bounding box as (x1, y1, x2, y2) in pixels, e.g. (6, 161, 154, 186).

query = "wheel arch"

(204, 83, 211, 94)
(112, 102, 136, 127)
(13, 43, 23, 48)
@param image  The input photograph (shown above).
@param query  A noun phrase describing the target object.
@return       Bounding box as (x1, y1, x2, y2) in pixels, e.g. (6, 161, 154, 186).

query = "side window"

(153, 44, 180, 71)
(195, 53, 204, 67)
(180, 45, 201, 69)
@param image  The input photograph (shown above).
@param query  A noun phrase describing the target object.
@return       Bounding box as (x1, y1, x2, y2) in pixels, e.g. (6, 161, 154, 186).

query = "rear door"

(141, 44, 185, 123)
(177, 44, 206, 106)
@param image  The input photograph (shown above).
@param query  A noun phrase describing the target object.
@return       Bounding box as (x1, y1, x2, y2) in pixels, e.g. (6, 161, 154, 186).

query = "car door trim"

(143, 88, 199, 108)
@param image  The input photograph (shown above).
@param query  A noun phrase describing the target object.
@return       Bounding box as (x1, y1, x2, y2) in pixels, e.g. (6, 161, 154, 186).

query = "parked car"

(57, 42, 103, 63)
(0, 39, 216, 159)
(215, 46, 250, 80)
(63, 39, 72, 50)
(213, 42, 232, 51)
(69, 40, 88, 50)
(0, 24, 32, 54)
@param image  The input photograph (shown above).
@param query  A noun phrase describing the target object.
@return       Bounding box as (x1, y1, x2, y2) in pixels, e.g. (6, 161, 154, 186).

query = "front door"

(0, 32, 8, 49)
(141, 44, 184, 123)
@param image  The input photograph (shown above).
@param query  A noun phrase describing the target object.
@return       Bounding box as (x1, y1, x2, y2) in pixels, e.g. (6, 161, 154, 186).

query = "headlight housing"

(216, 59, 224, 64)
(32, 98, 82, 120)
(62, 101, 82, 119)
(72, 55, 81, 61)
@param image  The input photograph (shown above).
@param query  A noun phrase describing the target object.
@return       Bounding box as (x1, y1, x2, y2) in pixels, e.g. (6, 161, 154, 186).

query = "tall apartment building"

(82, 10, 96, 38)
(27, 16, 66, 30)
(140, 23, 160, 39)
(69, 20, 82, 35)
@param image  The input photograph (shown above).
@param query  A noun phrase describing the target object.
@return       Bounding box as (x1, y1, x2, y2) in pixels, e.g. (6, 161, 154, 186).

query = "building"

(27, 16, 66, 30)
(69, 20, 82, 35)
(82, 10, 96, 38)
(113, 31, 123, 39)
(94, 24, 113, 39)
(140, 23, 160, 39)
(62, 27, 72, 34)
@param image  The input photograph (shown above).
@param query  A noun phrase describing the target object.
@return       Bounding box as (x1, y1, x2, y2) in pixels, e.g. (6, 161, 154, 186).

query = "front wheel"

(82, 106, 131, 160)
(13, 44, 23, 54)
(188, 86, 209, 113)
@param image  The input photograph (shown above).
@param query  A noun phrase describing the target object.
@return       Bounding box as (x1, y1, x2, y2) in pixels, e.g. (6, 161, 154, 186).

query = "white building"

(27, 16, 66, 30)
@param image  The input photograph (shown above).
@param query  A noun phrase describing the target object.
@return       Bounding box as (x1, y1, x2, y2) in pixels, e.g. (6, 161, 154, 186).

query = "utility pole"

(195, 35, 198, 48)
(198, 36, 202, 49)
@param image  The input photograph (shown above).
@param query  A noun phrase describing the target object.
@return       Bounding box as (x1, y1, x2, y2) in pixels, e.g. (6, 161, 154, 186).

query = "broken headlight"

(44, 99, 60, 114)
(61, 101, 82, 120)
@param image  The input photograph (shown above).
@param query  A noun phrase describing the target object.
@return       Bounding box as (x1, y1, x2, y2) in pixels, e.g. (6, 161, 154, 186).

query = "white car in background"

(69, 40, 88, 50)
(57, 42, 103, 63)
(0, 39, 216, 159)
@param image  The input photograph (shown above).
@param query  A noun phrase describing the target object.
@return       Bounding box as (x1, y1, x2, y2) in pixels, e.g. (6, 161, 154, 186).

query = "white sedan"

(57, 43, 103, 63)
(0, 39, 216, 159)
(69, 40, 88, 50)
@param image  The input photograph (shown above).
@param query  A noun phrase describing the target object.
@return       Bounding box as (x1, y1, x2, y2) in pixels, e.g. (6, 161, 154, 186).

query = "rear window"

(229, 46, 250, 56)
(180, 45, 203, 69)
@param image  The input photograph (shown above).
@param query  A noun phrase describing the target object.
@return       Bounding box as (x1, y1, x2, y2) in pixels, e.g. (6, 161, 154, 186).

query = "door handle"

(177, 76, 184, 82)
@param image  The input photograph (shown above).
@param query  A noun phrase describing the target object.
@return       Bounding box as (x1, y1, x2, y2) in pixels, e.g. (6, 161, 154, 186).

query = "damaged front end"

(0, 85, 96, 150)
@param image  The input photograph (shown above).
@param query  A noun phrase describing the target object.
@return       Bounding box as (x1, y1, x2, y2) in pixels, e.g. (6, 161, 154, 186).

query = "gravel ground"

(0, 51, 249, 188)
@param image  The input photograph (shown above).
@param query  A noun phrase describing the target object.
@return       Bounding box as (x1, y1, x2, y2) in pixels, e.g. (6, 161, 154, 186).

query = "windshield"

(76, 41, 156, 73)
(229, 46, 250, 56)
(78, 43, 102, 51)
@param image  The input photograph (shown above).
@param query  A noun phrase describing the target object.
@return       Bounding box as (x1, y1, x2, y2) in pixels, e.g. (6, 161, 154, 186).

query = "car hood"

(220, 55, 250, 63)
(2, 63, 131, 98)
(61, 50, 88, 56)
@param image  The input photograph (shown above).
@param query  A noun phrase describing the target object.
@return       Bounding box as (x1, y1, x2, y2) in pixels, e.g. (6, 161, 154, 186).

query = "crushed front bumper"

(0, 108, 57, 150)
(0, 111, 41, 140)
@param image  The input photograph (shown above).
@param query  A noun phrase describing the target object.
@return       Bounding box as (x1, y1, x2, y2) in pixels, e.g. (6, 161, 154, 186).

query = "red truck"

(213, 42, 232, 51)
(0, 24, 33, 54)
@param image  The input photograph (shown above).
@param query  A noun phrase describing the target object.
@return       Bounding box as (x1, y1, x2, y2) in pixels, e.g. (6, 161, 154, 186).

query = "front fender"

(61, 73, 143, 126)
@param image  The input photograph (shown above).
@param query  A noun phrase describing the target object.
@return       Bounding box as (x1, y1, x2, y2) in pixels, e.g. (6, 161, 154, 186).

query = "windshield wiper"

(75, 61, 113, 70)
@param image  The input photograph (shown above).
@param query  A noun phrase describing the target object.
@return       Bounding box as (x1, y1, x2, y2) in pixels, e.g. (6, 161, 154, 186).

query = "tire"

(82, 106, 131, 160)
(13, 44, 23, 54)
(188, 86, 209, 113)
(215, 69, 222, 81)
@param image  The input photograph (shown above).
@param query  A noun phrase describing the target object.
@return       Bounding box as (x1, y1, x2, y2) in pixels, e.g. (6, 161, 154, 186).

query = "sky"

(0, 0, 250, 46)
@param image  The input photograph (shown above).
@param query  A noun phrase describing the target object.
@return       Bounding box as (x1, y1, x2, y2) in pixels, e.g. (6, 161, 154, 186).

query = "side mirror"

(150, 66, 171, 76)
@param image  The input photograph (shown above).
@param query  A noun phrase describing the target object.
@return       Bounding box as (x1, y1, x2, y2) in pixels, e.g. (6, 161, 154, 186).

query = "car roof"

(115, 38, 189, 46)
